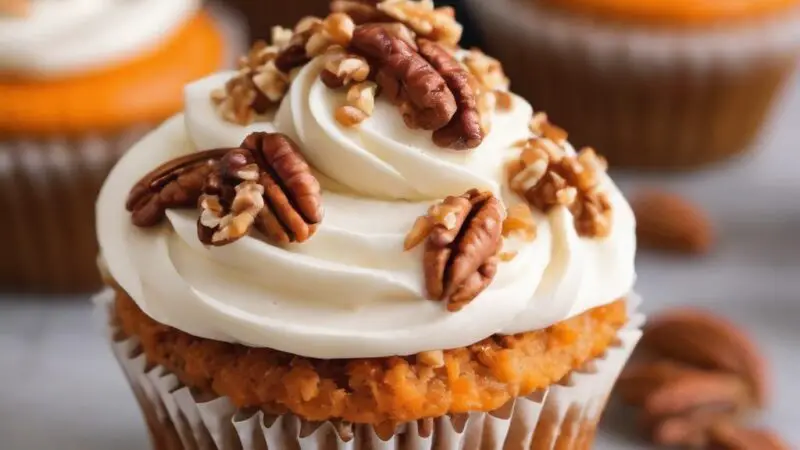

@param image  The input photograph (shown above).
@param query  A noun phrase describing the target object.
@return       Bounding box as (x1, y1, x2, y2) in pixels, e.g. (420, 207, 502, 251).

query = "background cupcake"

(465, 0, 800, 169)
(0, 0, 242, 293)
(95, 3, 643, 448)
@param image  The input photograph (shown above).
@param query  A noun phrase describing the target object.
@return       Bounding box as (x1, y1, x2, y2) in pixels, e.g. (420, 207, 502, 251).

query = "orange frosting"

(540, 0, 800, 26)
(0, 12, 225, 137)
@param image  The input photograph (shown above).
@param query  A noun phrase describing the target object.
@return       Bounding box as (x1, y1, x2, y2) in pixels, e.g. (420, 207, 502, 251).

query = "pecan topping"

(320, 47, 371, 89)
(508, 119, 612, 238)
(414, 189, 503, 312)
(214, 29, 297, 125)
(376, 0, 462, 46)
(243, 133, 323, 244)
(351, 24, 457, 131)
(418, 39, 483, 149)
(330, 0, 392, 25)
(615, 309, 773, 448)
(126, 149, 229, 227)
(197, 149, 266, 246)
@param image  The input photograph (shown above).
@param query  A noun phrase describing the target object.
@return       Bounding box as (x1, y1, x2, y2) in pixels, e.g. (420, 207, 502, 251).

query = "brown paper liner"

(0, 5, 246, 294)
(468, 0, 800, 170)
(0, 128, 151, 293)
(94, 289, 645, 450)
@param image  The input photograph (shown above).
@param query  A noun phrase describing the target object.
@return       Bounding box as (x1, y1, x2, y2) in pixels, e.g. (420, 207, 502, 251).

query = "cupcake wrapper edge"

(93, 289, 643, 450)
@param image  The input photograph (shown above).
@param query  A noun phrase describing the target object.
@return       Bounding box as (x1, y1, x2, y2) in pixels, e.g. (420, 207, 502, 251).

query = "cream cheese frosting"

(0, 0, 199, 77)
(96, 60, 636, 359)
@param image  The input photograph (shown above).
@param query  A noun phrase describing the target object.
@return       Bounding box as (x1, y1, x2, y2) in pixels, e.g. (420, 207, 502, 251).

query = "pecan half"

(421, 189, 503, 312)
(243, 132, 323, 244)
(350, 24, 457, 131)
(614, 308, 772, 448)
(418, 39, 483, 150)
(126, 149, 229, 227)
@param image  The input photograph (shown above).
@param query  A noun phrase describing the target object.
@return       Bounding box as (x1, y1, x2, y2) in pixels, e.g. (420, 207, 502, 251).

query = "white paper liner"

(466, 0, 800, 71)
(94, 290, 643, 450)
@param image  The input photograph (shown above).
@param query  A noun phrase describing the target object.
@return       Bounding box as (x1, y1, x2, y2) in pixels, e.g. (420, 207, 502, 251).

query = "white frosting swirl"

(0, 0, 199, 77)
(97, 62, 636, 359)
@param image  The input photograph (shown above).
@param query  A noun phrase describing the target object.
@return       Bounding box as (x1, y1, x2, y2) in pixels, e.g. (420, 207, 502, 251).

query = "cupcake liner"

(467, 0, 800, 169)
(0, 4, 245, 294)
(94, 289, 644, 450)
(0, 128, 151, 293)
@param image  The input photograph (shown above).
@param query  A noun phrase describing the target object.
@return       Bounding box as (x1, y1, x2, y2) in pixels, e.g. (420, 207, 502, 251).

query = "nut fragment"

(321, 48, 371, 88)
(420, 189, 503, 312)
(418, 39, 484, 150)
(346, 81, 378, 114)
(330, 0, 392, 24)
(197, 149, 267, 246)
(530, 112, 567, 145)
(377, 0, 462, 46)
(508, 132, 613, 238)
(463, 49, 509, 92)
(126, 149, 230, 227)
(417, 350, 444, 368)
(351, 24, 457, 131)
(502, 203, 537, 242)
(335, 105, 369, 127)
(632, 190, 714, 255)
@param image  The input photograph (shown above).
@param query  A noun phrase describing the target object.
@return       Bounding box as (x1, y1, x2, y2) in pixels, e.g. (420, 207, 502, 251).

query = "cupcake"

(95, 2, 643, 448)
(0, 0, 241, 293)
(465, 0, 800, 169)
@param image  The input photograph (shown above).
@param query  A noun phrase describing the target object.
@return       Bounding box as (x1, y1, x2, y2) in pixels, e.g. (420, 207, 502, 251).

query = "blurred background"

(1, 0, 799, 448)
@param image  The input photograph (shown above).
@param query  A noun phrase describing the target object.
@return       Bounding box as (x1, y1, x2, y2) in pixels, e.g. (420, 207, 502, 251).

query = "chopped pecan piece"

(243, 132, 323, 244)
(335, 105, 369, 127)
(330, 0, 392, 25)
(197, 149, 266, 246)
(320, 48, 371, 89)
(463, 49, 509, 92)
(351, 24, 457, 131)
(418, 39, 483, 150)
(503, 203, 537, 242)
(377, 0, 462, 46)
(421, 189, 503, 312)
(126, 149, 229, 227)
(509, 134, 613, 238)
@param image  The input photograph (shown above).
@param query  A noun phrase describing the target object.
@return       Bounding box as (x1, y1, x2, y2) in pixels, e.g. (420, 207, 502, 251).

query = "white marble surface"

(1, 72, 799, 449)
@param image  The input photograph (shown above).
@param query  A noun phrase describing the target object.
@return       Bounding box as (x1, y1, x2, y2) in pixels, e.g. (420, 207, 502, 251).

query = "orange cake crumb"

(114, 289, 628, 425)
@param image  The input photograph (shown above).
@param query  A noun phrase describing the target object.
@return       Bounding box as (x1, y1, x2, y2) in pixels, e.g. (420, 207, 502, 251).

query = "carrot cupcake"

(0, 0, 239, 293)
(466, 0, 800, 169)
(95, 2, 642, 448)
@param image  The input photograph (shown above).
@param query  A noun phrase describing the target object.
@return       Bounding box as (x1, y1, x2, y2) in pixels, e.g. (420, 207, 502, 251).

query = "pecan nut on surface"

(243, 132, 323, 245)
(350, 24, 457, 132)
(126, 149, 230, 227)
(128, 132, 323, 247)
(615, 309, 773, 449)
(418, 38, 483, 150)
(419, 189, 503, 312)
